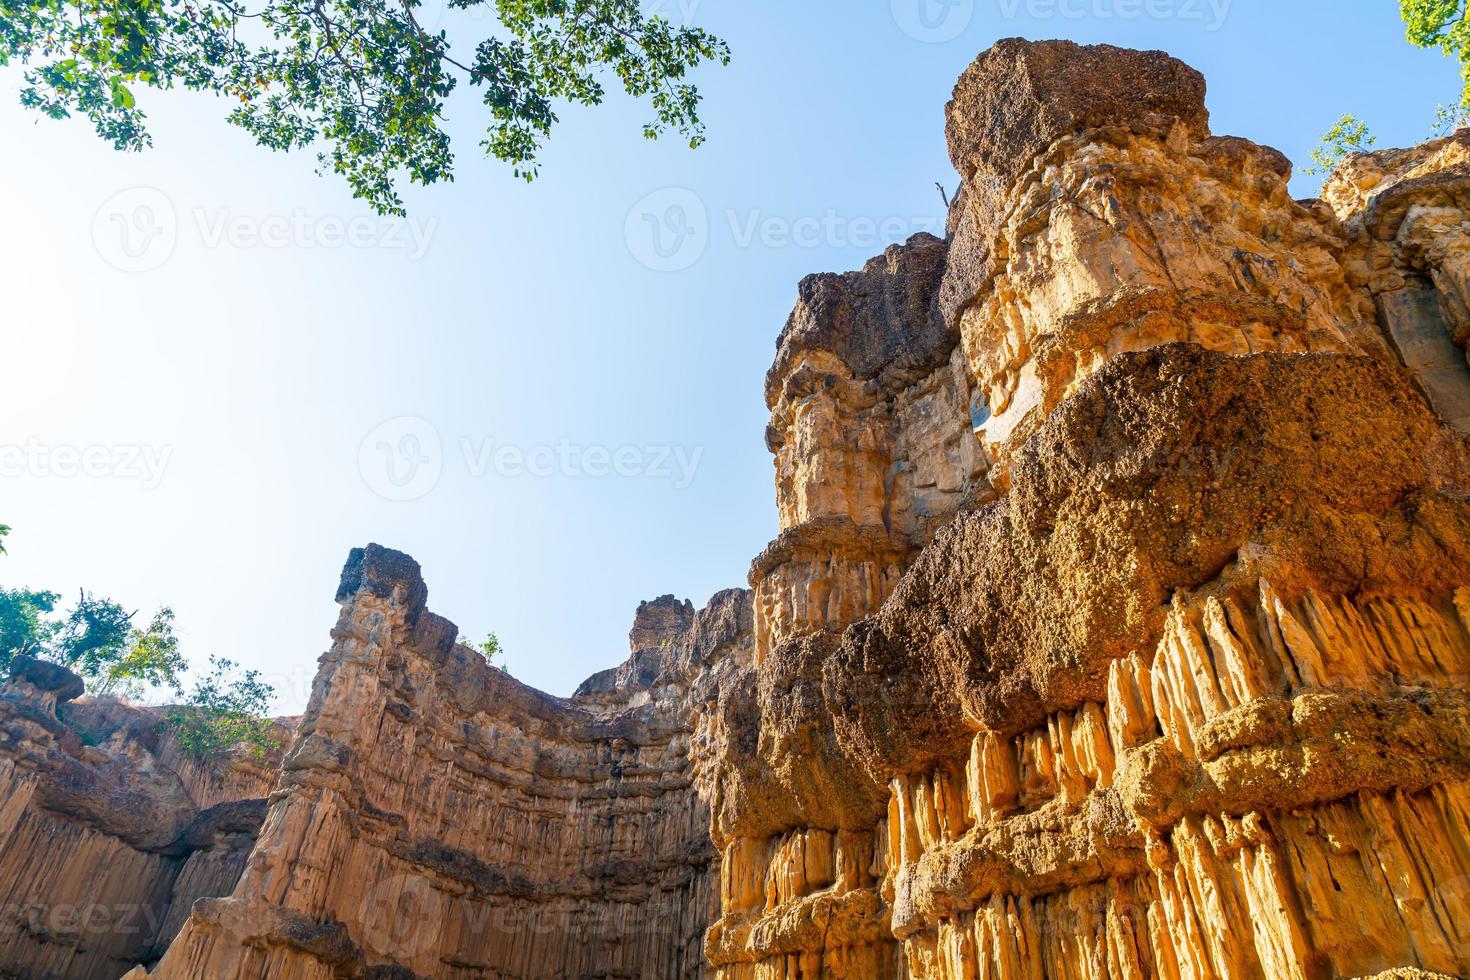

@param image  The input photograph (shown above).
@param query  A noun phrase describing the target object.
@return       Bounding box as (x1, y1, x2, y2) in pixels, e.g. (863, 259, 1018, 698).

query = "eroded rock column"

(144, 546, 750, 980)
(716, 38, 1470, 980)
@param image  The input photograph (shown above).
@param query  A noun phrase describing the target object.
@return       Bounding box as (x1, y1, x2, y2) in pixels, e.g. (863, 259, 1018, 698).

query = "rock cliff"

(0, 658, 288, 980)
(7, 35, 1470, 980)
(137, 548, 753, 980)
(704, 38, 1470, 980)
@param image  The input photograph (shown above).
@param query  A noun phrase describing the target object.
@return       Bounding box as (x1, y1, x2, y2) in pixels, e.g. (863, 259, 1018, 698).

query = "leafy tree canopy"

(1403, 0, 1470, 106)
(0, 586, 185, 698)
(91, 606, 188, 698)
(0, 530, 277, 765)
(0, 587, 60, 664)
(54, 590, 135, 677)
(0, 0, 730, 214)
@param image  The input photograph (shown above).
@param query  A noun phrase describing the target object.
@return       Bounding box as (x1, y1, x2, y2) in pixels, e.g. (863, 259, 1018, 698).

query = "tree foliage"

(0, 525, 10, 556)
(54, 590, 135, 678)
(1306, 114, 1376, 177)
(0, 585, 187, 697)
(477, 630, 507, 672)
(0, 528, 276, 762)
(1403, 0, 1470, 106)
(165, 654, 279, 763)
(1429, 101, 1470, 137)
(0, 587, 60, 665)
(90, 607, 188, 698)
(0, 0, 730, 214)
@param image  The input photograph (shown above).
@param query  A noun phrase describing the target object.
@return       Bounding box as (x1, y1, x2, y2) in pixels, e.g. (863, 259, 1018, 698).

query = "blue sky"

(0, 0, 1459, 710)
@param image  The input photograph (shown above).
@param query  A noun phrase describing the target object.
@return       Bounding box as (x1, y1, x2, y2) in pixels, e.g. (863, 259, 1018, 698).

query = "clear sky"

(0, 0, 1459, 712)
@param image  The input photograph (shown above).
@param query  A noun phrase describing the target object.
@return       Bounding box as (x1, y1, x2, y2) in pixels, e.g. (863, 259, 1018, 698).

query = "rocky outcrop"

(11, 34, 1470, 980)
(138, 547, 753, 980)
(703, 38, 1470, 980)
(1323, 128, 1470, 428)
(0, 659, 287, 980)
(757, 232, 991, 663)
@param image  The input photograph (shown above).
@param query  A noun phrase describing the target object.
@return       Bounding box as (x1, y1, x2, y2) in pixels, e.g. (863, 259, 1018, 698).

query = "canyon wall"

(703, 38, 1470, 980)
(0, 658, 286, 980)
(8, 35, 1470, 980)
(139, 548, 753, 980)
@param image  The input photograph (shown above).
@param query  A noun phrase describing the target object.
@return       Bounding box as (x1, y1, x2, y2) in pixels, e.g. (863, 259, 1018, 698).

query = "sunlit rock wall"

(0, 659, 283, 980)
(709, 38, 1470, 980)
(13, 33, 1470, 980)
(142, 546, 753, 980)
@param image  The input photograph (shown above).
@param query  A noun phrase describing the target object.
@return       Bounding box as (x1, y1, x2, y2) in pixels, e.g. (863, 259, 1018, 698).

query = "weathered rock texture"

(699, 37, 1470, 980)
(0, 658, 286, 980)
(139, 548, 754, 980)
(12, 35, 1470, 980)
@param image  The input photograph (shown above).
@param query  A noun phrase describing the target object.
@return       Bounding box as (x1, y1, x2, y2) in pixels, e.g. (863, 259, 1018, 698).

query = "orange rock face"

(707, 38, 1470, 980)
(10, 36, 1470, 980)
(0, 661, 287, 980)
(138, 550, 752, 980)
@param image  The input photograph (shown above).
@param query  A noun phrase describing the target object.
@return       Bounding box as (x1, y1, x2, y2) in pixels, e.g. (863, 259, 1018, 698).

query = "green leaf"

(110, 79, 136, 109)
(1, 0, 730, 214)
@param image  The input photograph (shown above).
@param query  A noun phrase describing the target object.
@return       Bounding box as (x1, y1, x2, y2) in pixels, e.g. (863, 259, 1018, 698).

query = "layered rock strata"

(140, 548, 753, 980)
(0, 658, 285, 980)
(10, 34, 1470, 980)
(702, 37, 1470, 980)
(757, 233, 991, 663)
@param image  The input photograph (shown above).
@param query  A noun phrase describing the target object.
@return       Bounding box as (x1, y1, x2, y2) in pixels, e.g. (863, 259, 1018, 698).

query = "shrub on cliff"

(164, 655, 280, 763)
(0, 586, 184, 698)
(0, 526, 277, 763)
(476, 631, 510, 674)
